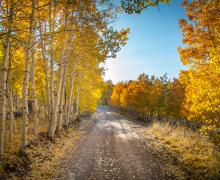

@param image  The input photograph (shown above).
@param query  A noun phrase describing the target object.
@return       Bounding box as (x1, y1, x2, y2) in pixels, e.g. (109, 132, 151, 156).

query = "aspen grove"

(0, 0, 129, 159)
(1, 0, 220, 179)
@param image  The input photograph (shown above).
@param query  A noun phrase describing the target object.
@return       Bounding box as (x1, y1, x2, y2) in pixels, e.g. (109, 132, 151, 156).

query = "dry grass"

(144, 121, 220, 178)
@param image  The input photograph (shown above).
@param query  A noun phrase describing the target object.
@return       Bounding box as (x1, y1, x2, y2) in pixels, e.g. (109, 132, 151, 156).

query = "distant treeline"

(102, 0, 220, 141)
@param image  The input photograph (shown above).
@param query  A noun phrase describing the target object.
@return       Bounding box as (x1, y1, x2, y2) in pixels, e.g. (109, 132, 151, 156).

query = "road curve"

(59, 107, 173, 180)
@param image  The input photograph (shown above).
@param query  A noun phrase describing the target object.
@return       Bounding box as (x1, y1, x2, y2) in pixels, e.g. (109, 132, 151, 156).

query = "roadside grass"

(144, 121, 220, 179)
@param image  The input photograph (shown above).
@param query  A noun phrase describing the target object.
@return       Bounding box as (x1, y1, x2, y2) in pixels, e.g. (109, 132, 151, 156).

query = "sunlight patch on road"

(116, 133, 128, 140)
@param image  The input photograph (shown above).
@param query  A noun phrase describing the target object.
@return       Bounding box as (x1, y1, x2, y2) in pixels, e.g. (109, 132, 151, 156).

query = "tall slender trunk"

(56, 29, 74, 132)
(63, 89, 67, 125)
(0, 0, 14, 159)
(20, 0, 36, 151)
(56, 62, 67, 132)
(49, 0, 55, 124)
(39, 20, 50, 120)
(8, 75, 15, 142)
(0, 37, 10, 159)
(30, 49, 39, 138)
(76, 85, 80, 115)
(65, 63, 76, 127)
(42, 91, 47, 120)
(7, 48, 16, 142)
(48, 7, 69, 138)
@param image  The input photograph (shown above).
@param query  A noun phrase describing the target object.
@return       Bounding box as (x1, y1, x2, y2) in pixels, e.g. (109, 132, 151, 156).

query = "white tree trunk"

(56, 29, 74, 131)
(65, 63, 76, 127)
(49, 0, 55, 124)
(0, 37, 10, 158)
(48, 8, 69, 138)
(56, 63, 67, 132)
(20, 47, 31, 150)
(7, 65, 16, 142)
(76, 85, 80, 115)
(20, 0, 36, 151)
(0, 0, 14, 159)
(30, 49, 39, 138)
(39, 21, 50, 120)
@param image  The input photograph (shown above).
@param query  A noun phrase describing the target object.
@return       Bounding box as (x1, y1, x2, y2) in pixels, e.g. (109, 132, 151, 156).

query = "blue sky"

(104, 0, 186, 84)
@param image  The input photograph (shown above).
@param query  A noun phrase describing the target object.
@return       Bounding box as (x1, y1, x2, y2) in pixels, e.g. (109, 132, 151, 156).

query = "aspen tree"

(76, 85, 80, 115)
(20, 0, 36, 151)
(56, 59, 68, 132)
(30, 49, 39, 138)
(56, 20, 74, 132)
(49, 0, 55, 123)
(48, 4, 69, 139)
(0, 0, 14, 159)
(65, 62, 76, 127)
(179, 0, 220, 133)
(39, 21, 50, 119)
(7, 46, 16, 142)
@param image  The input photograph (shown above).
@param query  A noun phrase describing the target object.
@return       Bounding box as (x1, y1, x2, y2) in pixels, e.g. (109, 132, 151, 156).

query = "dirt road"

(58, 107, 181, 180)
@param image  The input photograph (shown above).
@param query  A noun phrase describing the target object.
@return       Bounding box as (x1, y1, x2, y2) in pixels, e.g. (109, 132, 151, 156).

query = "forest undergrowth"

(2, 113, 93, 179)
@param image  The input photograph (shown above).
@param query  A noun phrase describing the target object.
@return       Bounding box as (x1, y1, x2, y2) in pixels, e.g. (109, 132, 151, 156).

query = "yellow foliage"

(181, 48, 220, 134)
(178, 0, 220, 134)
